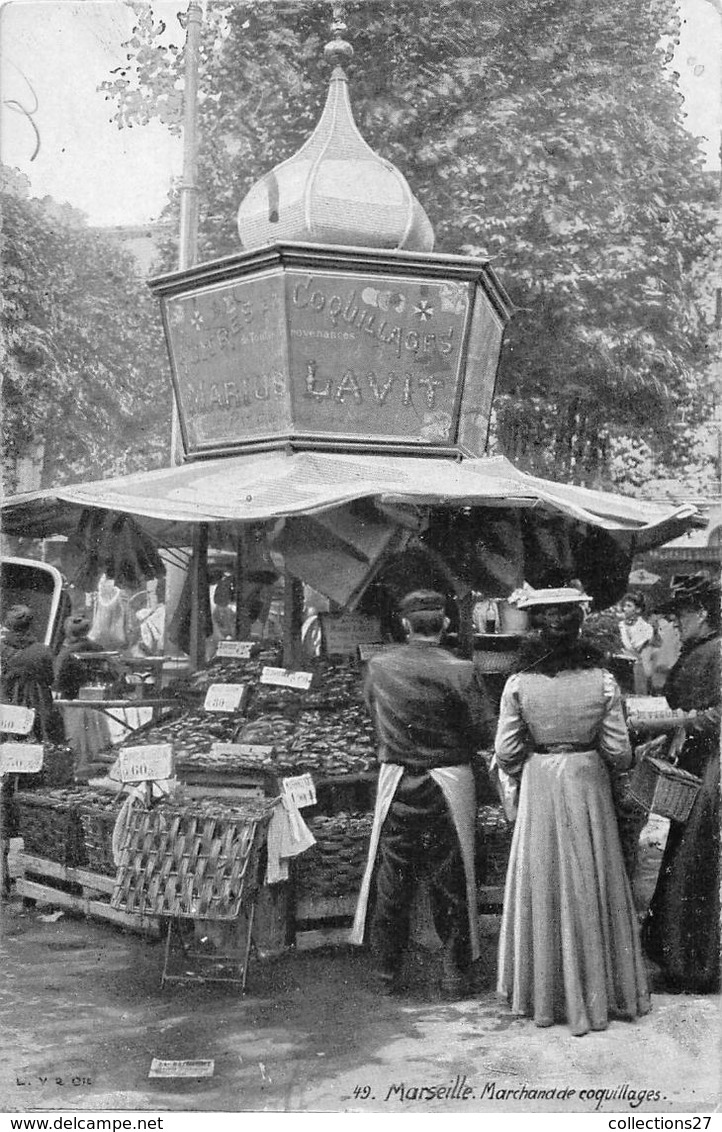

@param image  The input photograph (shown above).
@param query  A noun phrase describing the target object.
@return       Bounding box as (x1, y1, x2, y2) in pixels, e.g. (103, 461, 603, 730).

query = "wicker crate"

(78, 796, 126, 876)
(21, 743, 76, 790)
(111, 800, 274, 920)
(294, 812, 373, 899)
(14, 790, 86, 866)
(629, 756, 701, 823)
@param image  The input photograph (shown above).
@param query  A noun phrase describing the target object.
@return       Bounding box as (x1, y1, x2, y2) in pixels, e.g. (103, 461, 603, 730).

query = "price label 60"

(204, 683, 246, 712)
(0, 705, 36, 735)
(118, 744, 173, 783)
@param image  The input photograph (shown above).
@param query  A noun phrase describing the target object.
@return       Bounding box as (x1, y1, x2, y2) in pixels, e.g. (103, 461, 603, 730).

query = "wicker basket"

(111, 801, 273, 920)
(294, 812, 373, 898)
(22, 743, 76, 790)
(15, 791, 85, 866)
(78, 797, 125, 876)
(629, 756, 701, 822)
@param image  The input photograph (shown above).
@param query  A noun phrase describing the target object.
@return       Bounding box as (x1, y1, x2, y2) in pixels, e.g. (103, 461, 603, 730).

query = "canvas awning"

(1, 451, 702, 554)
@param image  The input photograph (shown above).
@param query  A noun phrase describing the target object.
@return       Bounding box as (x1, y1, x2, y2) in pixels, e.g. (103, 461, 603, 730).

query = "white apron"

(350, 762, 480, 960)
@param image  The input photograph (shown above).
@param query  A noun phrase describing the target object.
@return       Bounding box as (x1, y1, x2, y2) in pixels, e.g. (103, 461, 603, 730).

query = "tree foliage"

(1, 167, 171, 492)
(101, 0, 718, 489)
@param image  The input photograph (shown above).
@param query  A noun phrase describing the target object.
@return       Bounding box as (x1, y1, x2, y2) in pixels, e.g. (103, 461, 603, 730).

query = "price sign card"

(204, 683, 247, 712)
(260, 667, 313, 691)
(149, 1059, 214, 1079)
(0, 705, 36, 735)
(211, 742, 274, 762)
(118, 744, 174, 783)
(216, 640, 258, 659)
(0, 742, 44, 775)
(282, 773, 317, 809)
(321, 613, 382, 657)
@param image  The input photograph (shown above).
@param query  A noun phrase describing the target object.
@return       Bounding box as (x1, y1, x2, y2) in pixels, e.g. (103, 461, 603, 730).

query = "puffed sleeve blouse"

(494, 668, 632, 777)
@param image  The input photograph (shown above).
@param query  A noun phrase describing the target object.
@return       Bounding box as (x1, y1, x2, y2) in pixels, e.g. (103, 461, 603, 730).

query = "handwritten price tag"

(260, 667, 313, 691)
(118, 744, 174, 783)
(204, 683, 246, 712)
(0, 743, 44, 775)
(0, 705, 36, 735)
(282, 773, 317, 809)
(216, 640, 257, 659)
(211, 743, 274, 762)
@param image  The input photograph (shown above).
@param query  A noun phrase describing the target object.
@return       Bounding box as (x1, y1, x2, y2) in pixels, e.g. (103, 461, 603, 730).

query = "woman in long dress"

(642, 575, 720, 992)
(495, 586, 650, 1036)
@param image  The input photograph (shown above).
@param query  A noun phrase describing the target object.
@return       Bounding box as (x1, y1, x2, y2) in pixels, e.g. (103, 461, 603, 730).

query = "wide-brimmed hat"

(658, 573, 720, 617)
(508, 585, 592, 611)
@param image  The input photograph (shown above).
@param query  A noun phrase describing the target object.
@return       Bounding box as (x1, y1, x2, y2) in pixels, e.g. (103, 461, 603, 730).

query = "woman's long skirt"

(497, 749, 651, 1036)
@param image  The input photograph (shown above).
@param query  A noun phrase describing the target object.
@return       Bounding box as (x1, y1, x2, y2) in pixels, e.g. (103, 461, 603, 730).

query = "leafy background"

(2, 0, 719, 498)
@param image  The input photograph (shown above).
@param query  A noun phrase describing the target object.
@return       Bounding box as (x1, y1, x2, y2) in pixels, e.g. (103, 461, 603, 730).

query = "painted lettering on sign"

(118, 744, 174, 783)
(288, 271, 468, 443)
(260, 668, 314, 691)
(0, 705, 35, 735)
(204, 684, 247, 712)
(216, 640, 258, 659)
(0, 743, 44, 775)
(281, 773, 317, 809)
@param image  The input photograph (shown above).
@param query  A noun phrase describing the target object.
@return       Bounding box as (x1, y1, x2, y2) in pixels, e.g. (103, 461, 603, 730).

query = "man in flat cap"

(351, 589, 495, 997)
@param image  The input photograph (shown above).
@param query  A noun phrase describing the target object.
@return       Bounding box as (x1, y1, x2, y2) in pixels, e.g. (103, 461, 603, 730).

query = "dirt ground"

(1, 819, 720, 1116)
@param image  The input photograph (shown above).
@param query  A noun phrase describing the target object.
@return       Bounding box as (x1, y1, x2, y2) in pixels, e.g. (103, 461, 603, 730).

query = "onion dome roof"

(237, 65, 435, 253)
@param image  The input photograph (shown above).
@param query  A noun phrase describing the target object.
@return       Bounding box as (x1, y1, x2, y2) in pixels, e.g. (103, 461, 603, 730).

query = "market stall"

(0, 14, 708, 974)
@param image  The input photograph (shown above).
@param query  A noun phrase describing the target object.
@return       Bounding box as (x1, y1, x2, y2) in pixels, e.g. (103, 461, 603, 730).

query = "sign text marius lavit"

(150, 245, 512, 459)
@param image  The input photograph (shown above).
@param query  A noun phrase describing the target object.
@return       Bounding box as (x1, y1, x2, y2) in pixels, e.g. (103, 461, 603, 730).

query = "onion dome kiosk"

(148, 17, 513, 671)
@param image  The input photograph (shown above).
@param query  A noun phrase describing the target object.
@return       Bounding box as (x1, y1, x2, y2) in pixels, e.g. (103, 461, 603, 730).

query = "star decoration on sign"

(190, 309, 204, 330)
(413, 299, 434, 321)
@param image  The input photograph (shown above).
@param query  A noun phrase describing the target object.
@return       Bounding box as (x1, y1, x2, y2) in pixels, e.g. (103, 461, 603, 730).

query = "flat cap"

(399, 589, 446, 615)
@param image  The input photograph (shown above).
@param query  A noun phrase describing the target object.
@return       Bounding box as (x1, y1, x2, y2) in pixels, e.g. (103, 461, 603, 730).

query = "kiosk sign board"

(152, 244, 511, 460)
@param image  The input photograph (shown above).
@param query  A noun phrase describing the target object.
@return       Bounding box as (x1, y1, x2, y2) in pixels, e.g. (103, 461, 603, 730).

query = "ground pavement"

(0, 820, 719, 1115)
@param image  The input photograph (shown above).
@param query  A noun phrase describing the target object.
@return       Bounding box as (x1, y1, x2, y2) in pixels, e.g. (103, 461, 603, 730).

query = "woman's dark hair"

(529, 604, 585, 636)
(405, 608, 446, 636)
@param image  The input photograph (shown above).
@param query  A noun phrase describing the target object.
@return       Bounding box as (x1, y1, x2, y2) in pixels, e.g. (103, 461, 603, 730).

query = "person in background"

(618, 592, 655, 694)
(0, 605, 62, 743)
(351, 590, 496, 999)
(55, 615, 115, 700)
(134, 578, 166, 657)
(642, 575, 720, 993)
(54, 615, 116, 780)
(494, 586, 650, 1036)
(89, 573, 136, 653)
(647, 612, 680, 692)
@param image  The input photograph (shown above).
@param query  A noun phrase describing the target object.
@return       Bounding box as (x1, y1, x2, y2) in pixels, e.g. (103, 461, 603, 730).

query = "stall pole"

(164, 2, 203, 658)
(282, 571, 304, 669)
(235, 531, 251, 640)
(171, 0, 203, 466)
(188, 523, 209, 671)
(458, 591, 475, 660)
